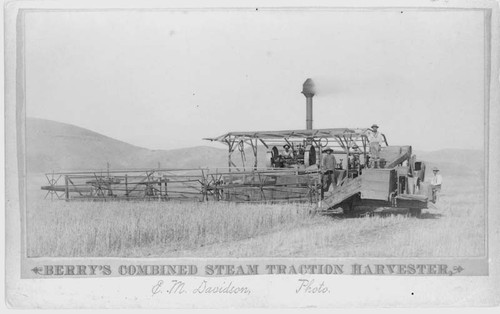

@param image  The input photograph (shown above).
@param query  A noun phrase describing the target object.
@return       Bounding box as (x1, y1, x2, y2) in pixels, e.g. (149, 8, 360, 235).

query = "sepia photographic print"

(4, 0, 500, 309)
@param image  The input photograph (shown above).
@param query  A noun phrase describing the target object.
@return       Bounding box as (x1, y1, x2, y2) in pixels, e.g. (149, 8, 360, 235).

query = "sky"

(25, 9, 486, 152)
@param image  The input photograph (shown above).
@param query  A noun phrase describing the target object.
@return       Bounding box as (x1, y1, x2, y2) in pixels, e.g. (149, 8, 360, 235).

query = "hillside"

(26, 118, 230, 173)
(27, 118, 483, 177)
(415, 149, 484, 177)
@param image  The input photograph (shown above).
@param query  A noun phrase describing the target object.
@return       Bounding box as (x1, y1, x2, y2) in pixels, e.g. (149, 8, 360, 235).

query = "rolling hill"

(27, 118, 483, 177)
(415, 149, 484, 177)
(26, 118, 230, 173)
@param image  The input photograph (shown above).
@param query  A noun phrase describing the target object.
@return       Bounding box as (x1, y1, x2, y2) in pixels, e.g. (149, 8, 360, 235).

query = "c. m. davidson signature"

(151, 278, 333, 296)
(151, 279, 251, 296)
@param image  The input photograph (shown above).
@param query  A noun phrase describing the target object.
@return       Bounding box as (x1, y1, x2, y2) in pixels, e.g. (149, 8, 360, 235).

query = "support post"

(227, 139, 233, 173)
(239, 141, 246, 170)
(158, 179, 162, 202)
(64, 175, 69, 201)
(125, 174, 129, 199)
(165, 176, 168, 200)
(201, 169, 208, 202)
(252, 138, 258, 169)
(214, 169, 219, 201)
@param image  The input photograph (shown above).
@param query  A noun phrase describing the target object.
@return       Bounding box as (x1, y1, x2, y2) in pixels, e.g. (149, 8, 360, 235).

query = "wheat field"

(27, 201, 312, 257)
(26, 171, 485, 257)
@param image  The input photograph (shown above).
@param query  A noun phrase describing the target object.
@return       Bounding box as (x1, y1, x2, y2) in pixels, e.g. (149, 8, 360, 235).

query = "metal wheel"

(318, 137, 329, 147)
(44, 173, 63, 200)
(266, 146, 280, 167)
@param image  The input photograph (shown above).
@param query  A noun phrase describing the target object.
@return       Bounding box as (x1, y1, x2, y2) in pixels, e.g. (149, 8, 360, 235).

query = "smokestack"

(301, 78, 315, 130)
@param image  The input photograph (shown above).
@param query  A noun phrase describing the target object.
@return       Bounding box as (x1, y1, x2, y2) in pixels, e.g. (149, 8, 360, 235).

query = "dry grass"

(27, 174, 486, 258)
(27, 201, 313, 257)
(165, 197, 485, 258)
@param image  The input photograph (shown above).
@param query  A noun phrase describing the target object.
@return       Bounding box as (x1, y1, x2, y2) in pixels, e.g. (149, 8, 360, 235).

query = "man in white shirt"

(368, 124, 384, 168)
(281, 144, 293, 159)
(430, 166, 443, 203)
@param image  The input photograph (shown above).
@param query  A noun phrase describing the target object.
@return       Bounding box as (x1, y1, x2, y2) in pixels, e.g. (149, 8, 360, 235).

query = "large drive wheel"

(265, 151, 273, 167)
(304, 145, 317, 167)
(266, 146, 280, 168)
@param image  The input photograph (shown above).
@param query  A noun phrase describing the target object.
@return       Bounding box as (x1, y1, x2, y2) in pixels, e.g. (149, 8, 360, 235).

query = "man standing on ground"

(368, 124, 384, 168)
(321, 148, 336, 198)
(430, 166, 443, 203)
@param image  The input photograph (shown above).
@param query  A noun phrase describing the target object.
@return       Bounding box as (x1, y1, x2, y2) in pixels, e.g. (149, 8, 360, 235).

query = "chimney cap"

(302, 78, 315, 97)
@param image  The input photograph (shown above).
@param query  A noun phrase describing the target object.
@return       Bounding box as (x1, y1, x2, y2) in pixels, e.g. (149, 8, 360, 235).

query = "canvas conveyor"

(379, 146, 412, 169)
(318, 176, 362, 211)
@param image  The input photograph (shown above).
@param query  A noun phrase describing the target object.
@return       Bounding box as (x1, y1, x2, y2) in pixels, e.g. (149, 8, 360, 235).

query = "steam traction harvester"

(41, 79, 431, 215)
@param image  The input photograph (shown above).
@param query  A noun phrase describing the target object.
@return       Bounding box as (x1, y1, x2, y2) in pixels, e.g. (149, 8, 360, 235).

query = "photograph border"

(5, 0, 500, 308)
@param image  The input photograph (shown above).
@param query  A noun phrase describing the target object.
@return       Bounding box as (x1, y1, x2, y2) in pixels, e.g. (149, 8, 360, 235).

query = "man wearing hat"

(321, 147, 337, 196)
(367, 124, 384, 168)
(281, 144, 293, 159)
(430, 166, 443, 203)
